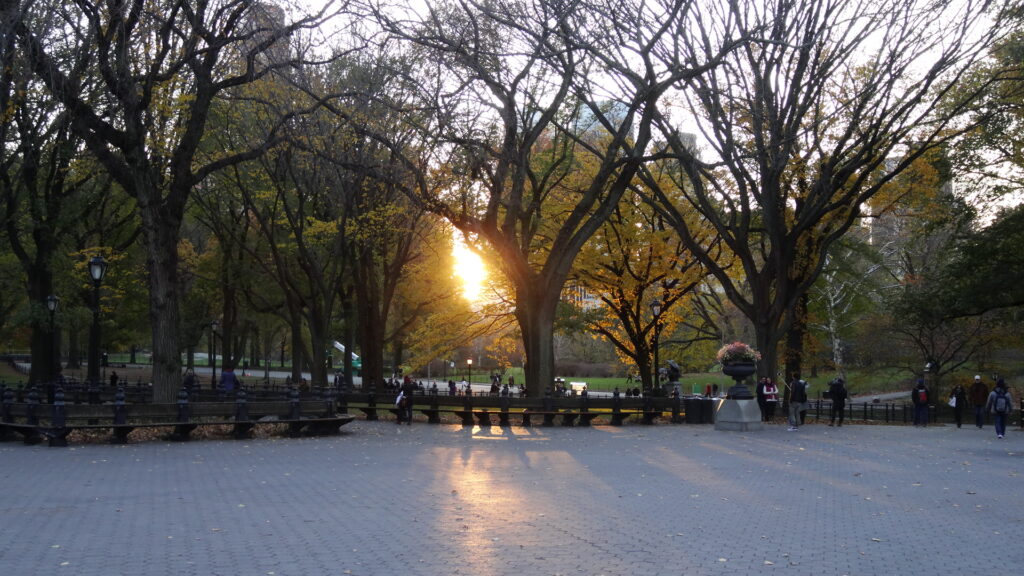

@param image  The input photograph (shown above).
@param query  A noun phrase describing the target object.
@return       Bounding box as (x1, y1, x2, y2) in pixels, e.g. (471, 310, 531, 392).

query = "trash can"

(701, 398, 715, 424)
(684, 397, 702, 423)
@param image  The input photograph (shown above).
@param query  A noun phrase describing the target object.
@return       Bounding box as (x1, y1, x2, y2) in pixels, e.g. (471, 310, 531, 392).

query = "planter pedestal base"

(714, 399, 764, 432)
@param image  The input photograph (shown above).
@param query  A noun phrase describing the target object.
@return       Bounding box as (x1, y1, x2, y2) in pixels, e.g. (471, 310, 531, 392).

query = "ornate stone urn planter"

(722, 362, 757, 380)
(722, 362, 756, 399)
(717, 343, 759, 400)
(714, 343, 762, 431)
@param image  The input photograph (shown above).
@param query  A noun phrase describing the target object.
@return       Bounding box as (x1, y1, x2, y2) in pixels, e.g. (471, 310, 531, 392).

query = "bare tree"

(364, 0, 736, 396)
(642, 0, 1008, 381)
(12, 0, 343, 401)
(808, 242, 885, 379)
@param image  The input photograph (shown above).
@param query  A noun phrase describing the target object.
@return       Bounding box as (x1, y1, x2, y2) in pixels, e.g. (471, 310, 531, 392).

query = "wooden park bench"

(0, 387, 354, 447)
(337, 391, 686, 428)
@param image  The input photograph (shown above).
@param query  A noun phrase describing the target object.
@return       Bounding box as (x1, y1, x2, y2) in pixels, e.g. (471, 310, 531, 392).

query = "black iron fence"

(2, 373, 1021, 430)
(802, 398, 1022, 428)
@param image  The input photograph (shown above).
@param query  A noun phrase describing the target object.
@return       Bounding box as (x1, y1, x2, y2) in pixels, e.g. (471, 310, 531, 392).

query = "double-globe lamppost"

(86, 255, 107, 388)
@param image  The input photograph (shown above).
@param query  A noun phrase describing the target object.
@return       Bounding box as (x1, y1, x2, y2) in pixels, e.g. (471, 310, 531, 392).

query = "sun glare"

(453, 238, 486, 303)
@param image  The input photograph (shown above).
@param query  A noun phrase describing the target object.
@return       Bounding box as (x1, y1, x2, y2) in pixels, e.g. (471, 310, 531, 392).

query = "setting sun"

(452, 237, 486, 303)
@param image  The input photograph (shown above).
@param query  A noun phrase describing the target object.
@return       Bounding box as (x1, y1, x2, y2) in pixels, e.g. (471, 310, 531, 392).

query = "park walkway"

(1, 420, 1021, 575)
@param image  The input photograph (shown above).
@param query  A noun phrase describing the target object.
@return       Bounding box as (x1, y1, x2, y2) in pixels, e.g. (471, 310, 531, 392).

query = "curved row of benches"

(0, 387, 354, 447)
(338, 392, 713, 427)
(1, 387, 715, 447)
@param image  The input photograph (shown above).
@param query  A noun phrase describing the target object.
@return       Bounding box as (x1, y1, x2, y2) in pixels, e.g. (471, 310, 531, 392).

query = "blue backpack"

(994, 390, 1009, 414)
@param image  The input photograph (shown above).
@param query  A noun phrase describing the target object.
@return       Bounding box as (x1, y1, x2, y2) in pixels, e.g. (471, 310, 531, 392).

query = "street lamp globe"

(46, 294, 59, 313)
(88, 255, 107, 284)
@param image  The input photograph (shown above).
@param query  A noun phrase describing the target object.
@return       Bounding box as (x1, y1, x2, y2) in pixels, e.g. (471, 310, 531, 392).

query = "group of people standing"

(755, 375, 848, 430)
(755, 378, 780, 422)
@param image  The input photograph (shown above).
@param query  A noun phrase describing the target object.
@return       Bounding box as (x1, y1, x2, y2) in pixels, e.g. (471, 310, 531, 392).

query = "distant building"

(865, 154, 956, 282)
(228, 2, 294, 74)
(562, 283, 602, 311)
(574, 100, 631, 140)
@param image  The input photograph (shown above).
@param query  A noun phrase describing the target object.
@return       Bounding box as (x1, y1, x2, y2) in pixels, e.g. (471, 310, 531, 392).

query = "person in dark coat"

(969, 375, 988, 429)
(400, 376, 416, 425)
(756, 378, 768, 421)
(787, 375, 808, 431)
(911, 379, 930, 427)
(828, 378, 848, 427)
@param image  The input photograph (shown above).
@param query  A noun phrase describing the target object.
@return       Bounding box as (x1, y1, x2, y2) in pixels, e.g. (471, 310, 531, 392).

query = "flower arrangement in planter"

(716, 341, 761, 365)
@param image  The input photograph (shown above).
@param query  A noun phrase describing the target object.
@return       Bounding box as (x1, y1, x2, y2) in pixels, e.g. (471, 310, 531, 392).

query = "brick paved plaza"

(2, 421, 1021, 575)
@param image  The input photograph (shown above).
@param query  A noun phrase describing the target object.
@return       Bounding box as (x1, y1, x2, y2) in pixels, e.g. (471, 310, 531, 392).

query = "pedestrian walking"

(985, 379, 1013, 439)
(948, 382, 967, 428)
(828, 378, 848, 427)
(787, 375, 808, 431)
(969, 375, 988, 429)
(911, 379, 930, 427)
(399, 376, 416, 425)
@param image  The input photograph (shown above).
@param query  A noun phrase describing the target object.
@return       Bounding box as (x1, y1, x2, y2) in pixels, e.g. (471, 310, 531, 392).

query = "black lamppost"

(86, 255, 107, 386)
(46, 295, 59, 369)
(46, 295, 60, 402)
(651, 299, 662, 392)
(210, 320, 219, 390)
(466, 358, 473, 388)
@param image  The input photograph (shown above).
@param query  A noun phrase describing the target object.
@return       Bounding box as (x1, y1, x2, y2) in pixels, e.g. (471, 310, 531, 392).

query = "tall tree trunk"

(262, 330, 272, 382)
(66, 326, 81, 369)
(221, 278, 238, 371)
(131, 205, 191, 401)
(27, 268, 58, 389)
(141, 199, 183, 403)
(783, 293, 809, 383)
(355, 286, 386, 392)
(288, 310, 304, 386)
(391, 337, 405, 379)
(515, 285, 559, 398)
(306, 311, 330, 389)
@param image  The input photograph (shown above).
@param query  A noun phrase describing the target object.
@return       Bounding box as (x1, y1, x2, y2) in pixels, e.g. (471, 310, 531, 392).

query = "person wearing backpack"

(911, 379, 930, 427)
(985, 379, 1014, 439)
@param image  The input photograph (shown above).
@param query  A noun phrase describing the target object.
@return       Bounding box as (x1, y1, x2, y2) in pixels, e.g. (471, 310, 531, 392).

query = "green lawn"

(498, 365, 922, 396)
(0, 362, 27, 384)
